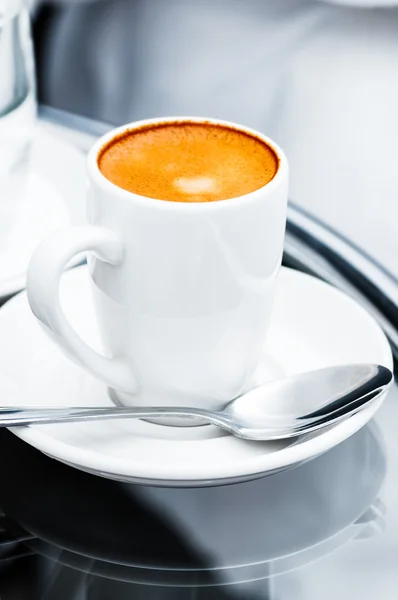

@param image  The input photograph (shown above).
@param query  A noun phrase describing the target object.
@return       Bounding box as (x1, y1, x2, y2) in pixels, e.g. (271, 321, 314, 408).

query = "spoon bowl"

(222, 363, 392, 439)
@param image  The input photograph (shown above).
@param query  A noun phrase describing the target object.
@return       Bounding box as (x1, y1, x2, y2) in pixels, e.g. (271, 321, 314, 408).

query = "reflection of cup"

(27, 117, 288, 416)
(0, 0, 36, 243)
(0, 423, 385, 598)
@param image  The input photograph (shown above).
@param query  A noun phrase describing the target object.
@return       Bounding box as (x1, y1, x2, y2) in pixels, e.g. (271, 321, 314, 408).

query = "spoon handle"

(0, 406, 216, 427)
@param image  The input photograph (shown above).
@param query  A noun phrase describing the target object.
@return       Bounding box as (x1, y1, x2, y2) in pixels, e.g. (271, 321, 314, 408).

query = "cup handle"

(27, 225, 137, 394)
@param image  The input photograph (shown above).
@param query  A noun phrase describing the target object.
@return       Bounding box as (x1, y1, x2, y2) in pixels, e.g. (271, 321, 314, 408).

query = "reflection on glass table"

(0, 419, 387, 599)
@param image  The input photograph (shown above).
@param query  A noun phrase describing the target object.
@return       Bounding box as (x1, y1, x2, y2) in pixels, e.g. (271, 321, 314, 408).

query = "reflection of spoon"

(0, 364, 392, 439)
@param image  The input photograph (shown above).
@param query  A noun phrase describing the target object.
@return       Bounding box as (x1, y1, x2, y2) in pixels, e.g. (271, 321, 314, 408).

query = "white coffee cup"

(27, 117, 288, 416)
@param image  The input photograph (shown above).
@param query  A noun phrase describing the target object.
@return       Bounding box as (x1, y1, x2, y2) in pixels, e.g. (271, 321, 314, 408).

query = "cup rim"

(87, 116, 288, 211)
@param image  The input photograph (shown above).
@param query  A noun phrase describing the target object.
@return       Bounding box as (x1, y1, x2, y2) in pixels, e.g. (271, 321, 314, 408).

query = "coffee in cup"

(98, 121, 278, 202)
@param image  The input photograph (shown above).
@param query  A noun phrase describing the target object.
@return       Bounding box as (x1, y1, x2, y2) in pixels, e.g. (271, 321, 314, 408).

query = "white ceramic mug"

(27, 117, 288, 414)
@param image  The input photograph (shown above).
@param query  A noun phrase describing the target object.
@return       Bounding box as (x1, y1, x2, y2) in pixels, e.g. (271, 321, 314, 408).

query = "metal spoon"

(0, 364, 392, 440)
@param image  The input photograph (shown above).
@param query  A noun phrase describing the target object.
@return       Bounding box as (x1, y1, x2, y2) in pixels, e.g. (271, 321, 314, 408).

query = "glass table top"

(0, 109, 396, 600)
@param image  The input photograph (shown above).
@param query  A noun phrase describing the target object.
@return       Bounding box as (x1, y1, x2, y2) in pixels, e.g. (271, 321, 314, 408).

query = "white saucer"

(0, 125, 85, 298)
(0, 266, 392, 486)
